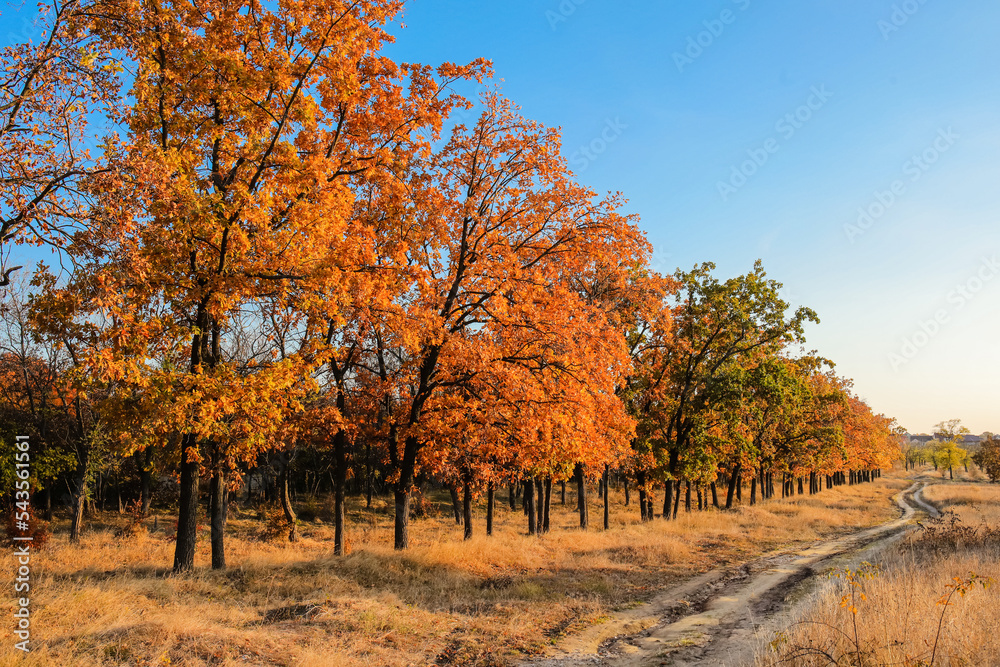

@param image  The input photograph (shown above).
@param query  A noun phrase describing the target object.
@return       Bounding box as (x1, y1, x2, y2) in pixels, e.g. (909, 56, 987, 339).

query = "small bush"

(3, 500, 50, 550)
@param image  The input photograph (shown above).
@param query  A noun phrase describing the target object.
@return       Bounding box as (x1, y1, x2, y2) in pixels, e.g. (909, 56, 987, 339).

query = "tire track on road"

(523, 480, 938, 667)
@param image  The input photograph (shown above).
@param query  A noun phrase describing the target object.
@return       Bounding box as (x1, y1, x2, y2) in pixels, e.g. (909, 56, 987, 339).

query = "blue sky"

(3, 0, 997, 434)
(379, 0, 1000, 434)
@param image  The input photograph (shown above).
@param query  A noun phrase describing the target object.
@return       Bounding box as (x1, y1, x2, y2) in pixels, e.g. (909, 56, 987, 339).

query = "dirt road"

(523, 481, 939, 667)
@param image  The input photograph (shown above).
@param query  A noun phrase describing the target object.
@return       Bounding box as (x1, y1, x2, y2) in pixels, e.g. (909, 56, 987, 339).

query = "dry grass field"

(758, 468, 1000, 667)
(0, 473, 911, 667)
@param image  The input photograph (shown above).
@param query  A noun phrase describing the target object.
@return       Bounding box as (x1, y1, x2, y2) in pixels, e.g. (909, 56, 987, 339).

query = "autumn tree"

(368, 93, 645, 548)
(38, 0, 485, 572)
(636, 261, 817, 516)
(972, 437, 1000, 482)
(0, 0, 119, 285)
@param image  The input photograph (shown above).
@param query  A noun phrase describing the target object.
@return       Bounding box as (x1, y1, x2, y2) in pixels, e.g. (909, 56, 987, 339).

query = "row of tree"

(1, 0, 901, 572)
(901, 420, 999, 481)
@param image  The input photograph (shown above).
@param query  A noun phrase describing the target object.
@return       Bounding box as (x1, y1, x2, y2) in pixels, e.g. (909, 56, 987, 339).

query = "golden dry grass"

(0, 472, 910, 667)
(757, 476, 1000, 667)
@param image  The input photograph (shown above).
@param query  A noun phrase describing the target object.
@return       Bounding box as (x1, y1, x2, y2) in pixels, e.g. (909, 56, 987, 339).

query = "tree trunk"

(663, 479, 673, 520)
(623, 478, 630, 507)
(575, 463, 588, 529)
(525, 479, 536, 535)
(543, 478, 552, 533)
(138, 446, 154, 517)
(726, 463, 741, 509)
(487, 482, 495, 537)
(210, 466, 226, 570)
(42, 487, 52, 522)
(509, 482, 516, 511)
(173, 434, 200, 572)
(449, 485, 462, 525)
(279, 462, 297, 542)
(560, 480, 567, 505)
(365, 442, 373, 509)
(603, 465, 610, 530)
(394, 489, 410, 549)
(69, 443, 91, 543)
(750, 477, 757, 505)
(333, 429, 348, 556)
(535, 477, 545, 534)
(711, 481, 719, 509)
(463, 481, 473, 540)
(672, 480, 681, 519)
(685, 480, 691, 512)
(637, 470, 648, 521)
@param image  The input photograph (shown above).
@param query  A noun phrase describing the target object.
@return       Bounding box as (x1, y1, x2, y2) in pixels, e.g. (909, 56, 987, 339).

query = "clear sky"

(377, 0, 1000, 435)
(4, 0, 998, 434)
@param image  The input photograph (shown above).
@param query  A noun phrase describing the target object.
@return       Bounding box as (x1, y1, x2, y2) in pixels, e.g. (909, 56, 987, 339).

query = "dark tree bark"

(486, 482, 495, 536)
(663, 479, 673, 520)
(560, 480, 566, 505)
(173, 433, 199, 572)
(543, 477, 552, 533)
(710, 481, 719, 509)
(278, 457, 297, 542)
(209, 465, 226, 570)
(138, 446, 154, 517)
(637, 470, 648, 521)
(449, 485, 462, 525)
(623, 477, 630, 507)
(394, 489, 410, 548)
(175, 306, 217, 573)
(575, 463, 588, 529)
(42, 487, 52, 522)
(463, 481, 473, 540)
(685, 481, 691, 512)
(672, 480, 681, 519)
(725, 463, 741, 510)
(509, 482, 517, 511)
(750, 477, 757, 505)
(525, 478, 536, 535)
(602, 465, 609, 530)
(333, 428, 348, 556)
(535, 477, 544, 534)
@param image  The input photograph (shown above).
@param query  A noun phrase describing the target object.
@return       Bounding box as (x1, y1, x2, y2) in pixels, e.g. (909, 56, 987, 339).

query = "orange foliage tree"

(359, 93, 647, 548)
(36, 0, 485, 571)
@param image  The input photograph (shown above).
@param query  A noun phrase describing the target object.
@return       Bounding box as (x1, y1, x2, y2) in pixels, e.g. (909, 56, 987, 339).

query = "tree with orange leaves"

(363, 93, 647, 548)
(35, 0, 486, 571)
(0, 0, 120, 285)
